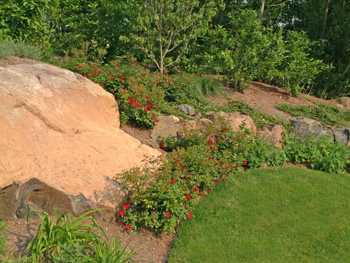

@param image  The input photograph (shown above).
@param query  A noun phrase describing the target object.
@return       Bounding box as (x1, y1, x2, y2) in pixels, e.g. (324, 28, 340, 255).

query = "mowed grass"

(168, 167, 350, 263)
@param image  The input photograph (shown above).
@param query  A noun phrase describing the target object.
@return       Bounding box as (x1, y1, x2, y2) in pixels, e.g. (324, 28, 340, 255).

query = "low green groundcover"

(168, 167, 350, 263)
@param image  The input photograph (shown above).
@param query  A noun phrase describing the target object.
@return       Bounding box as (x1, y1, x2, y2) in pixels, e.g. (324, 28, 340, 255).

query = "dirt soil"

(3, 81, 339, 263)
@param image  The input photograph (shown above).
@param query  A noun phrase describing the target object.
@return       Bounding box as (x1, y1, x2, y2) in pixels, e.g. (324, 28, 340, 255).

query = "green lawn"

(168, 167, 350, 263)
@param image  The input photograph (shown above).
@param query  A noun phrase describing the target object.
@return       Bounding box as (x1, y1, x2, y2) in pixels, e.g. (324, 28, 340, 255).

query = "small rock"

(176, 104, 196, 116)
(151, 115, 180, 143)
(333, 128, 350, 146)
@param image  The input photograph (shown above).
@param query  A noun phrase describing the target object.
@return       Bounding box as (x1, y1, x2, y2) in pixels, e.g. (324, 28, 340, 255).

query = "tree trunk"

(258, 0, 266, 22)
(321, 0, 331, 39)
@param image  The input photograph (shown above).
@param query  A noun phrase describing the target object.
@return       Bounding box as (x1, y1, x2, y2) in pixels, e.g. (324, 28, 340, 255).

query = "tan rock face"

(0, 58, 160, 221)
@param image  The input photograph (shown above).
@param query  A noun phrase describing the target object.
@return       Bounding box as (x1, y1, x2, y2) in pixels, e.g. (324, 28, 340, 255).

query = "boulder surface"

(0, 58, 159, 221)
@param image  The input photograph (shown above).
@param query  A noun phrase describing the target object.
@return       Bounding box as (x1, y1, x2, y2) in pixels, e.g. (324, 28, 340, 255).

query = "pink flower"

(165, 212, 171, 218)
(126, 225, 131, 231)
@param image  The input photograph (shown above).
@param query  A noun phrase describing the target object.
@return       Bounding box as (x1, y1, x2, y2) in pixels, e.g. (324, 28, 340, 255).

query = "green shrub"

(25, 208, 144, 263)
(283, 134, 350, 173)
(0, 38, 42, 60)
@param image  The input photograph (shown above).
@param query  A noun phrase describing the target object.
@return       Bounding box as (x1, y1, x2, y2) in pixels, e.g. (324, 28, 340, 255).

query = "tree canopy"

(0, 0, 349, 97)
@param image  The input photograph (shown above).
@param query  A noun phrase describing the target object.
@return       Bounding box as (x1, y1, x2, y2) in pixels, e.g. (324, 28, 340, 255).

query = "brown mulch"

(3, 80, 339, 263)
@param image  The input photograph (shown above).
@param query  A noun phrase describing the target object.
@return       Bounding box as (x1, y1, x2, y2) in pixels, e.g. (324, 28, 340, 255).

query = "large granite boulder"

(0, 58, 160, 221)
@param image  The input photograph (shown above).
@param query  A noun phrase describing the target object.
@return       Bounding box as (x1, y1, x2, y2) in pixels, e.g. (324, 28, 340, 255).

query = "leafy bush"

(25, 208, 144, 263)
(283, 134, 350, 173)
(0, 38, 42, 60)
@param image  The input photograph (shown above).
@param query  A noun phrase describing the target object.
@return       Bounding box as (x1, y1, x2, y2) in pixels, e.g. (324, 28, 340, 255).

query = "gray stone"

(176, 104, 196, 116)
(333, 128, 350, 146)
(151, 115, 180, 142)
(292, 116, 333, 139)
(211, 111, 257, 133)
(257, 124, 285, 148)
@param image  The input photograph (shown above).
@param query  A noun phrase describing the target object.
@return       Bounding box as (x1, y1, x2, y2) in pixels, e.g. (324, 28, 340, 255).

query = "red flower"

(222, 178, 226, 182)
(94, 70, 97, 74)
(194, 187, 199, 191)
(170, 180, 175, 184)
(78, 65, 81, 69)
(126, 225, 131, 231)
(188, 214, 192, 219)
(110, 77, 113, 80)
(165, 212, 171, 218)
(122, 76, 125, 80)
(213, 180, 217, 183)
(176, 159, 180, 162)
(84, 75, 88, 78)
(178, 87, 181, 89)
(156, 119, 159, 122)
(209, 146, 214, 150)
(154, 173, 157, 176)
(208, 156, 212, 160)
(208, 139, 211, 144)
(119, 211, 125, 216)
(244, 161, 247, 165)
(144, 108, 148, 112)
(151, 117, 155, 120)
(107, 72, 111, 75)
(184, 178, 188, 181)
(123, 204, 130, 210)
(169, 83, 172, 86)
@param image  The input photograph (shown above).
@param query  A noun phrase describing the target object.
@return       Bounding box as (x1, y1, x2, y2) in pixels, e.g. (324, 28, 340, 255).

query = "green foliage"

(168, 167, 350, 262)
(123, 0, 220, 73)
(0, 222, 13, 262)
(276, 101, 350, 127)
(0, 38, 42, 60)
(283, 134, 350, 174)
(25, 208, 144, 263)
(221, 10, 263, 91)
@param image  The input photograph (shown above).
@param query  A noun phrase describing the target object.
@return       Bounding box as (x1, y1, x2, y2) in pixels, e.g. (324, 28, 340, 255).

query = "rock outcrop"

(0, 58, 160, 221)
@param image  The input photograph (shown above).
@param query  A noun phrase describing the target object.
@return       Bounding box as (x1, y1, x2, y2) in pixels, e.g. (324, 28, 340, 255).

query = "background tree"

(122, 0, 220, 74)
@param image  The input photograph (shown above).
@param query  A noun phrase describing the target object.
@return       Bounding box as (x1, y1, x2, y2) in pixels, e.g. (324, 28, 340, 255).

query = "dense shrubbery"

(118, 115, 350, 233)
